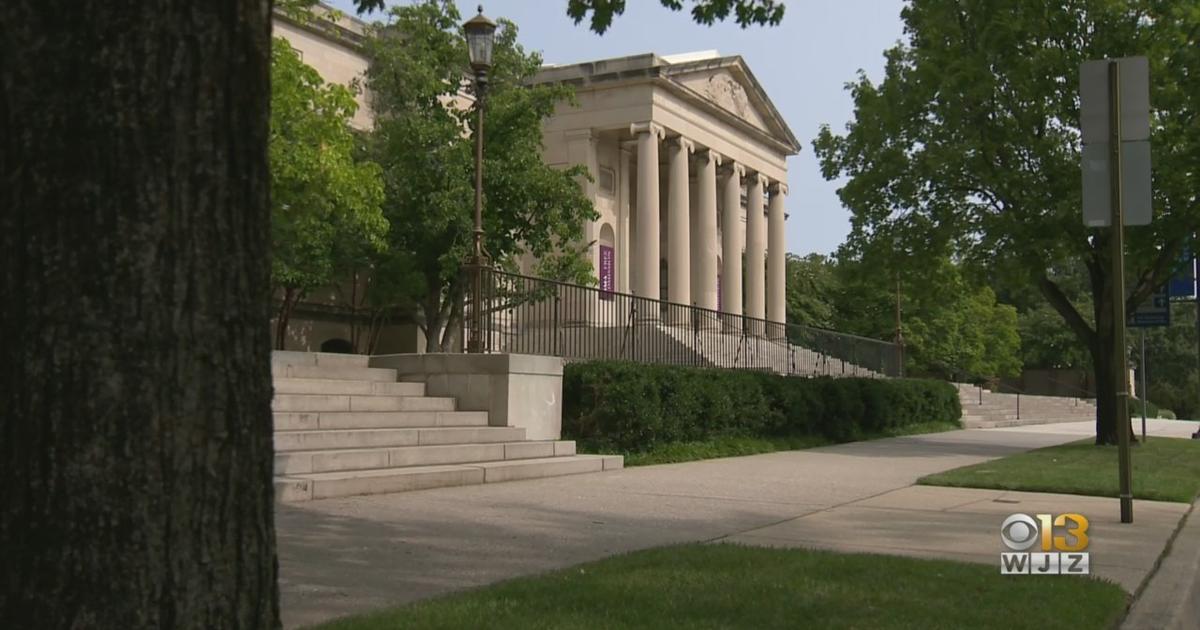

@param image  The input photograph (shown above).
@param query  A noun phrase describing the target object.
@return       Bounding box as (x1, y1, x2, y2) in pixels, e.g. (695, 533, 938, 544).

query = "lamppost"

(464, 6, 496, 354)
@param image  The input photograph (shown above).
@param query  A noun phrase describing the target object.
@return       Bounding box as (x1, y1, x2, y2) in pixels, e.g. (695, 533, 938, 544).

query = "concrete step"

(966, 416, 1094, 429)
(275, 454, 623, 501)
(273, 410, 489, 431)
(273, 393, 455, 413)
(275, 424, 534, 451)
(276, 427, 523, 457)
(272, 350, 368, 368)
(275, 439, 574, 474)
(273, 364, 399, 382)
(273, 378, 424, 397)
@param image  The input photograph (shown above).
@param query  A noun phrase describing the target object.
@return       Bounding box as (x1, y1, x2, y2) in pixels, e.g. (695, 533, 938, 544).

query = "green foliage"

(813, 0, 1200, 441)
(562, 361, 961, 452)
(1139, 302, 1200, 419)
(565, 0, 784, 34)
(363, 1, 596, 349)
(269, 36, 386, 298)
(833, 253, 1022, 380)
(785, 253, 837, 328)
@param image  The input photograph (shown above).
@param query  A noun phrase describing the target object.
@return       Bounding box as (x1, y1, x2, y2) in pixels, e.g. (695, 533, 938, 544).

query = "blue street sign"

(1129, 285, 1170, 327)
(1168, 249, 1195, 300)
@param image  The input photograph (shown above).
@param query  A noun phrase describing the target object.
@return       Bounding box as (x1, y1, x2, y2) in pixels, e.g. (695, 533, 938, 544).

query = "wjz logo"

(999, 513, 1090, 575)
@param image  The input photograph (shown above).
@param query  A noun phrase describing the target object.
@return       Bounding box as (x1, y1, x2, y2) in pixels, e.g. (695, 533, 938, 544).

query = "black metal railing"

(465, 268, 901, 377)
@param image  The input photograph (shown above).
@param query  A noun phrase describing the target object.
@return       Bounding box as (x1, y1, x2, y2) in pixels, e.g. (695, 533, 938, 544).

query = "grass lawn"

(584, 420, 962, 467)
(315, 543, 1128, 630)
(919, 436, 1200, 503)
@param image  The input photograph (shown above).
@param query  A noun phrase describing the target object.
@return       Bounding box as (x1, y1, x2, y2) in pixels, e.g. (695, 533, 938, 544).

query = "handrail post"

(553, 292, 560, 357)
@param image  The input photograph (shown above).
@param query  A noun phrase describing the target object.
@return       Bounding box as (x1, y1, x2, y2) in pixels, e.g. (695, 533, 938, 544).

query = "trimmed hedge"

(562, 361, 961, 452)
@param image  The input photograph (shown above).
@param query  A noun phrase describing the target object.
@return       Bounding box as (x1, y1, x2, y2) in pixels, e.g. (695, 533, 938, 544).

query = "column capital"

(697, 148, 722, 166)
(719, 161, 745, 178)
(768, 182, 789, 196)
(747, 172, 768, 189)
(630, 121, 665, 139)
(667, 135, 695, 153)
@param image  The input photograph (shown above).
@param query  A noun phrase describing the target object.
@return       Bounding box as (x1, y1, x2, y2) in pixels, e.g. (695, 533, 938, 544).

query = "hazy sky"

(327, 0, 908, 256)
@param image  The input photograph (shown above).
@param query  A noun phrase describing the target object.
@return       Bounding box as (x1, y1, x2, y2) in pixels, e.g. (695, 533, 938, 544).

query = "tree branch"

(1038, 272, 1096, 349)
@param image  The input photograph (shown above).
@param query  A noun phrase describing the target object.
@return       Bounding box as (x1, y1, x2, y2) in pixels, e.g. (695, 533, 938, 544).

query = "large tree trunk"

(1, 1, 278, 628)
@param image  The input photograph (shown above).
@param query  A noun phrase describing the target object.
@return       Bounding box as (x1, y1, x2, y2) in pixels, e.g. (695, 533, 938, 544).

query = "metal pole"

(1109, 60, 1134, 523)
(467, 71, 487, 354)
(1141, 329, 1147, 442)
(895, 274, 904, 378)
(1195, 266, 1200, 438)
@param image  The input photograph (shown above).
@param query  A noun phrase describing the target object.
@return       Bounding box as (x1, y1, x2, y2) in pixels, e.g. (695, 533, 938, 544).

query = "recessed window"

(598, 167, 615, 195)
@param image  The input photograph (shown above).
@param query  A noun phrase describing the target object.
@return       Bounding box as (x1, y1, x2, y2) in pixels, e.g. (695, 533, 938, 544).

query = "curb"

(1121, 498, 1200, 629)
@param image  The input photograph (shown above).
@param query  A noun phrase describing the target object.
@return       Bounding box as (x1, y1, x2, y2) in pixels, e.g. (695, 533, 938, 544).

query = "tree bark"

(1, 1, 278, 628)
(276, 287, 302, 351)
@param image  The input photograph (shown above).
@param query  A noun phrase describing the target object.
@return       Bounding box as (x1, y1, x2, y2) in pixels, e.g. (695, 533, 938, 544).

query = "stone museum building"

(274, 8, 801, 354)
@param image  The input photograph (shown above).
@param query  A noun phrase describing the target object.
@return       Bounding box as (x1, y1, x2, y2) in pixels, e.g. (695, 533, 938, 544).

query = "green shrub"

(1159, 409, 1176, 420)
(1130, 397, 1160, 419)
(562, 361, 961, 452)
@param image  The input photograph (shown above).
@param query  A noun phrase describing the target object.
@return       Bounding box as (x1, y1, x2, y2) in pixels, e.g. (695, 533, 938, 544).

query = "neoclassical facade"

(274, 11, 800, 352)
(532, 52, 799, 326)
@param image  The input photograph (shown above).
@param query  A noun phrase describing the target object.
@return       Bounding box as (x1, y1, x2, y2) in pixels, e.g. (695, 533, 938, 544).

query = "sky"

(327, 0, 908, 256)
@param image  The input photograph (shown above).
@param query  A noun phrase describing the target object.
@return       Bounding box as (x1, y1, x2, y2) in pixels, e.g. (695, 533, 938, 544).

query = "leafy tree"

(1139, 302, 1200, 419)
(350, 0, 784, 35)
(814, 0, 1200, 444)
(785, 253, 837, 329)
(834, 250, 1021, 380)
(364, 1, 596, 351)
(566, 0, 784, 34)
(270, 36, 387, 349)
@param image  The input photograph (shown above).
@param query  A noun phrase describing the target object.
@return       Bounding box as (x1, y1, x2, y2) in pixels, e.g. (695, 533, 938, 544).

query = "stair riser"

(274, 365, 399, 382)
(275, 429, 420, 451)
(275, 441, 578, 475)
(311, 468, 485, 500)
(274, 411, 489, 431)
(277, 454, 623, 501)
(272, 351, 369, 368)
(273, 394, 454, 413)
(479, 455, 623, 483)
(273, 379, 425, 396)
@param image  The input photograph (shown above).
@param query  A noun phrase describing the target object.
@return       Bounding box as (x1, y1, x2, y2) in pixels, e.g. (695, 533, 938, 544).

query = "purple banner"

(599, 245, 615, 300)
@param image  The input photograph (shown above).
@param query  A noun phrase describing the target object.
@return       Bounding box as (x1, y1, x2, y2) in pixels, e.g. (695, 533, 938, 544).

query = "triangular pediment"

(663, 57, 800, 154)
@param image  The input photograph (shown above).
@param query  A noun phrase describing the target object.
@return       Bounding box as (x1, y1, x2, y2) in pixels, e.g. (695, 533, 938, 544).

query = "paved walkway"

(277, 419, 1199, 628)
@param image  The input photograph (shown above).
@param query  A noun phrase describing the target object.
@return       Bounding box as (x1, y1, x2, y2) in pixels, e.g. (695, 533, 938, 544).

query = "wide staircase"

(956, 383, 1097, 428)
(272, 351, 622, 502)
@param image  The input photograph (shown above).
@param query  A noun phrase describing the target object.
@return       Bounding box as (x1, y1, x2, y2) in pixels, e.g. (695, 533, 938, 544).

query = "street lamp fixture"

(464, 7, 497, 74)
(464, 6, 496, 354)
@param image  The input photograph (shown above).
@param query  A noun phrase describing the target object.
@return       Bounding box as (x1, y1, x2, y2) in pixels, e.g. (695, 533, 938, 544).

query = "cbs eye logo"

(1000, 513, 1090, 575)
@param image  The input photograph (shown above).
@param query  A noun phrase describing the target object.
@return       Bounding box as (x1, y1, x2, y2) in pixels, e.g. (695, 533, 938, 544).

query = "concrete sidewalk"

(277, 418, 1199, 628)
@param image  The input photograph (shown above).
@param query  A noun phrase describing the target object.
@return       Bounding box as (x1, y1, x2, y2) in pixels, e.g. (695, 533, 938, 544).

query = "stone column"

(631, 122, 664, 312)
(693, 149, 720, 323)
(618, 145, 632, 293)
(719, 162, 744, 329)
(745, 173, 766, 335)
(767, 182, 788, 338)
(666, 136, 693, 323)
